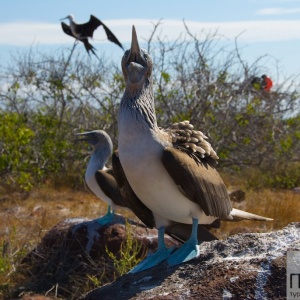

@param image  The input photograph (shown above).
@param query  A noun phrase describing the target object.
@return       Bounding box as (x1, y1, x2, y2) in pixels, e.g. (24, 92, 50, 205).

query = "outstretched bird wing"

(61, 22, 74, 38)
(76, 15, 124, 50)
(99, 20, 124, 50)
(75, 15, 102, 38)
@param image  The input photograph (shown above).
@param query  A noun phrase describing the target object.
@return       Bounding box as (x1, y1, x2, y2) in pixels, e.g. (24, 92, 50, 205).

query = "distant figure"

(250, 76, 261, 91)
(60, 15, 124, 60)
(261, 75, 273, 92)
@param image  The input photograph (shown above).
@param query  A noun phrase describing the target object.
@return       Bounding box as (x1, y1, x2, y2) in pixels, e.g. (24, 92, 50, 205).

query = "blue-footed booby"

(117, 26, 273, 273)
(61, 15, 124, 59)
(75, 130, 126, 224)
(112, 151, 221, 243)
(76, 130, 220, 241)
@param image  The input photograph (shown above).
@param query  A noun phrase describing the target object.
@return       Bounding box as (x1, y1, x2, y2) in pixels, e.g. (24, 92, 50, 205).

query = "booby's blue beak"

(126, 26, 141, 63)
(125, 26, 147, 83)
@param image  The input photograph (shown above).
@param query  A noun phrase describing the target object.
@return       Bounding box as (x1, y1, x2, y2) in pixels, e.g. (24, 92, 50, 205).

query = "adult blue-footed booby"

(75, 130, 126, 224)
(61, 15, 124, 59)
(117, 26, 273, 273)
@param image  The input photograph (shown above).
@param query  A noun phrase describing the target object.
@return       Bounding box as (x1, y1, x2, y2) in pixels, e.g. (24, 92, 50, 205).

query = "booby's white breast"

(85, 155, 114, 209)
(85, 174, 114, 208)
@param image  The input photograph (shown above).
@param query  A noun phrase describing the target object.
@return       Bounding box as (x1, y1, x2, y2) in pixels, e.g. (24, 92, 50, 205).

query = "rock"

(228, 226, 253, 236)
(19, 294, 53, 300)
(79, 223, 300, 300)
(18, 214, 180, 299)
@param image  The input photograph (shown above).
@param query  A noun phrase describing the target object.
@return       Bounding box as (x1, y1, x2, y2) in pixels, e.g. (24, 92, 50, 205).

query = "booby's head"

(60, 15, 74, 23)
(121, 26, 153, 87)
(75, 130, 113, 155)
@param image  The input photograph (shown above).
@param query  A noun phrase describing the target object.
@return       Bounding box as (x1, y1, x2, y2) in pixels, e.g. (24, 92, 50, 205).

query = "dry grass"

(0, 185, 299, 299)
(0, 187, 133, 299)
(213, 189, 300, 239)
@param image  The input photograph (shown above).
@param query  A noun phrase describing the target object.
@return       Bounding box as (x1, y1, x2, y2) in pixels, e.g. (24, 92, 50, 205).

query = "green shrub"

(0, 112, 35, 191)
(106, 221, 146, 277)
(244, 162, 300, 189)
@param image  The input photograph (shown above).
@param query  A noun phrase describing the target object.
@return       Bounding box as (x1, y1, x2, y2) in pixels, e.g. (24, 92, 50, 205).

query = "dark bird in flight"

(61, 15, 124, 59)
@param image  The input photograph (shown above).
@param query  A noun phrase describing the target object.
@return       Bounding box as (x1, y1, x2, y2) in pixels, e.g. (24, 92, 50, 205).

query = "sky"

(0, 0, 300, 82)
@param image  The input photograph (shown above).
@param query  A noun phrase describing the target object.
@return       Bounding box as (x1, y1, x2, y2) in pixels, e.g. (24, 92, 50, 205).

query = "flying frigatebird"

(61, 15, 124, 59)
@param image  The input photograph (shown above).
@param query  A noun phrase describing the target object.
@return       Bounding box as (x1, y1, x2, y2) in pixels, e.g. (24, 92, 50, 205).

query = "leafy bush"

(0, 111, 84, 191)
(245, 162, 300, 189)
(0, 23, 299, 190)
(0, 112, 35, 191)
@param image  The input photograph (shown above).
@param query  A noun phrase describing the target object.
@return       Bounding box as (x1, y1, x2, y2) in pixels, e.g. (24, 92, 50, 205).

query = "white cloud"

(0, 19, 300, 47)
(257, 7, 300, 15)
(0, 22, 66, 45)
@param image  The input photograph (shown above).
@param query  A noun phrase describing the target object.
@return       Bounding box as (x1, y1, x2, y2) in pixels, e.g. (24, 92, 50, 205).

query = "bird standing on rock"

(75, 130, 126, 225)
(117, 25, 273, 273)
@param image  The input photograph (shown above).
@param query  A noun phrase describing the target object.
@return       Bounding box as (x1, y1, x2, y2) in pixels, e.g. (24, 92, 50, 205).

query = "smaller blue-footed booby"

(61, 15, 124, 59)
(117, 26, 273, 273)
(75, 130, 126, 224)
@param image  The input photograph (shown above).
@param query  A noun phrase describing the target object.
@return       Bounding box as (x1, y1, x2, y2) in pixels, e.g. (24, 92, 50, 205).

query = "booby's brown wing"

(95, 169, 126, 208)
(112, 151, 219, 242)
(162, 147, 232, 218)
(112, 151, 155, 229)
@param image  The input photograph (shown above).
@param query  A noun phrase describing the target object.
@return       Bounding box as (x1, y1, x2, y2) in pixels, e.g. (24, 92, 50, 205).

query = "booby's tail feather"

(228, 208, 273, 221)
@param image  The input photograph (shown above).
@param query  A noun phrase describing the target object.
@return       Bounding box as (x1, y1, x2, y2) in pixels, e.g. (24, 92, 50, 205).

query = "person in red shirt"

(261, 74, 273, 92)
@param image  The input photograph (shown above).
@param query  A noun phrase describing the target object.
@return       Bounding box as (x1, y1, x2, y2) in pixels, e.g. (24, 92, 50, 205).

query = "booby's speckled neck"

(119, 76, 157, 132)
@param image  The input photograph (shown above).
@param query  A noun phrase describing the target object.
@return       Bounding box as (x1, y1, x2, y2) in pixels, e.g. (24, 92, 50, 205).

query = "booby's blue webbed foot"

(95, 205, 114, 225)
(128, 246, 175, 273)
(167, 218, 200, 266)
(128, 226, 175, 273)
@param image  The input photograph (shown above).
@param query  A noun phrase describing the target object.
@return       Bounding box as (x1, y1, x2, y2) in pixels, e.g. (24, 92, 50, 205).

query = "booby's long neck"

(119, 77, 157, 131)
(85, 147, 110, 181)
